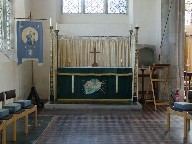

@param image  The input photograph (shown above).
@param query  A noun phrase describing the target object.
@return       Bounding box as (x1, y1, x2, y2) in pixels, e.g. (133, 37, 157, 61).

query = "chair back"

(188, 90, 192, 102)
(0, 92, 5, 105)
(0, 92, 4, 102)
(4, 90, 16, 104)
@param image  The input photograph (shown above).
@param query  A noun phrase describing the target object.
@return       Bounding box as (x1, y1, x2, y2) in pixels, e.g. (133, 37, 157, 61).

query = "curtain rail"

(58, 35, 130, 40)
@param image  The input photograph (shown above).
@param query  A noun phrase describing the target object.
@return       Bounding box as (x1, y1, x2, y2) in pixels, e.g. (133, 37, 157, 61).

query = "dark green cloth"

(57, 67, 132, 100)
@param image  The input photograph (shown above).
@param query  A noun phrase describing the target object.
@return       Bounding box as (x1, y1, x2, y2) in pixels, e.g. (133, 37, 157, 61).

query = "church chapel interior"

(1, 0, 192, 143)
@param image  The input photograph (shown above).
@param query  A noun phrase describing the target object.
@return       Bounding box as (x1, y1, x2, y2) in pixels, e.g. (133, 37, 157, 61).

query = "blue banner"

(17, 21, 43, 65)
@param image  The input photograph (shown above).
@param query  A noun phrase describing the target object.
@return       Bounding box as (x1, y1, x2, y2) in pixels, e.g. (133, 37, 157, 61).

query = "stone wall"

(161, 0, 185, 99)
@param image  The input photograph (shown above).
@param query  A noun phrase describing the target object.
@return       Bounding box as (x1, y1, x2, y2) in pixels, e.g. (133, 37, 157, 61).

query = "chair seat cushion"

(25, 105, 35, 109)
(170, 105, 184, 112)
(0, 114, 13, 120)
(0, 109, 9, 118)
(174, 102, 192, 111)
(3, 103, 21, 113)
(12, 109, 25, 114)
(14, 100, 32, 108)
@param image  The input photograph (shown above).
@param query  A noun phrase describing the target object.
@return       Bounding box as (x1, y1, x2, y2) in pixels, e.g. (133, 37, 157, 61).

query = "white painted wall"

(185, 25, 192, 35)
(0, 0, 32, 99)
(59, 0, 161, 46)
(30, 0, 57, 99)
(0, 54, 17, 92)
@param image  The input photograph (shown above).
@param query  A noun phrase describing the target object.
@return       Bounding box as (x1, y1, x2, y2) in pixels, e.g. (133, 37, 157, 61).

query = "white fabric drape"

(58, 36, 131, 67)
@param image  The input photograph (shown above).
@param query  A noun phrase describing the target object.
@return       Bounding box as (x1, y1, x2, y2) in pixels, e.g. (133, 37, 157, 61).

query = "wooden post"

(133, 26, 139, 102)
(54, 29, 59, 101)
(50, 26, 54, 102)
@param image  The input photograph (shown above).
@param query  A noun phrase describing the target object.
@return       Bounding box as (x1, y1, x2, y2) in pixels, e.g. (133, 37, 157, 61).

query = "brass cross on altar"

(90, 47, 100, 67)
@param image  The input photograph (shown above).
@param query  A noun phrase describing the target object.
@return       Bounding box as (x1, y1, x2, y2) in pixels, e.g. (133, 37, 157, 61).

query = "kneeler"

(0, 92, 16, 144)
(5, 90, 37, 128)
(167, 102, 192, 138)
(0, 92, 28, 142)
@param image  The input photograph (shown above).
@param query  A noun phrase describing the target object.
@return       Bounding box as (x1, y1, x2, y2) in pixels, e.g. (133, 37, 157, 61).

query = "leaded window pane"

(0, 0, 12, 50)
(0, 0, 3, 49)
(6, 0, 11, 49)
(62, 0, 127, 14)
(108, 0, 127, 14)
(85, 0, 104, 13)
(62, 0, 81, 13)
(185, 0, 192, 25)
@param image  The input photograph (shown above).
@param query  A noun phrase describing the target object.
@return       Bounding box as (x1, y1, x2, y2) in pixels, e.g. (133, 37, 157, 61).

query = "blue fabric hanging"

(17, 21, 43, 65)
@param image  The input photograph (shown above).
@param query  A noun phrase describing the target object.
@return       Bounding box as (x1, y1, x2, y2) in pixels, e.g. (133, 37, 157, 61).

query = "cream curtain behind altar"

(185, 36, 192, 71)
(57, 36, 131, 67)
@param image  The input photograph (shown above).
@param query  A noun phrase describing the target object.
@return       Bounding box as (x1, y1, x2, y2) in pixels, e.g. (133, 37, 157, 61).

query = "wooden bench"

(4, 90, 38, 129)
(0, 92, 16, 144)
(167, 107, 187, 138)
(167, 106, 192, 138)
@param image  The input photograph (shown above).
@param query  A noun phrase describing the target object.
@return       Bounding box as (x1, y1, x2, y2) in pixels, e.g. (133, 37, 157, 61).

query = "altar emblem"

(83, 79, 105, 94)
(17, 21, 43, 65)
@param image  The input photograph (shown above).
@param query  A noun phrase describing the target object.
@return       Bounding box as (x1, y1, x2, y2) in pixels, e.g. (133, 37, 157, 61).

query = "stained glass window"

(185, 0, 192, 25)
(85, 0, 104, 13)
(62, 0, 127, 14)
(0, 0, 12, 50)
(62, 0, 81, 13)
(108, 0, 127, 14)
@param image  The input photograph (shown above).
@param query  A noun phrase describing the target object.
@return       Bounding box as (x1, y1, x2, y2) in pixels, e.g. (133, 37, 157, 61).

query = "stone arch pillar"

(161, 0, 185, 99)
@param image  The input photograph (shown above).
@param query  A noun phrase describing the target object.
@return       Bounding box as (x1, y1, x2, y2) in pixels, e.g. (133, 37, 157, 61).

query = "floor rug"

(35, 106, 192, 144)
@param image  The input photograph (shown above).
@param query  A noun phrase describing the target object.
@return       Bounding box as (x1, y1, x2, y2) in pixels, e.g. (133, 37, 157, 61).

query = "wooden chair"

(0, 91, 28, 142)
(0, 121, 6, 144)
(167, 91, 192, 138)
(0, 92, 16, 144)
(5, 90, 37, 128)
(0, 115, 16, 144)
(167, 107, 188, 138)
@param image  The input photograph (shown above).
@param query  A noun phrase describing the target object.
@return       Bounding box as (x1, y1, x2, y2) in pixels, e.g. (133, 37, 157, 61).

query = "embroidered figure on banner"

(22, 27, 38, 55)
(83, 79, 106, 94)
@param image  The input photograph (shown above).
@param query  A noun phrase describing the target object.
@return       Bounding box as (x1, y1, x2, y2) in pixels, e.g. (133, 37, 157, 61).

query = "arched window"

(62, 0, 127, 14)
(0, 0, 12, 50)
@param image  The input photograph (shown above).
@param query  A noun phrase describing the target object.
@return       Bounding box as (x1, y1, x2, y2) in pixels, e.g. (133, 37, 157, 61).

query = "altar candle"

(56, 22, 58, 30)
(50, 18, 52, 26)
(129, 24, 132, 30)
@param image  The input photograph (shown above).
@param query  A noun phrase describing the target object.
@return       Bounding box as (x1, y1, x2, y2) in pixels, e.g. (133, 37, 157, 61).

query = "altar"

(57, 67, 133, 102)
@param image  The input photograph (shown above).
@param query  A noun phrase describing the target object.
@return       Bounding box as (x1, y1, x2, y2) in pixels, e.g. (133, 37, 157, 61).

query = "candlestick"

(129, 24, 132, 30)
(56, 22, 58, 30)
(50, 18, 52, 26)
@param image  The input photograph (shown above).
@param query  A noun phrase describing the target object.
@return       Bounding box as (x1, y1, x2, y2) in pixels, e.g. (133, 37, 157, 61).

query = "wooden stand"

(145, 64, 170, 110)
(139, 68, 147, 103)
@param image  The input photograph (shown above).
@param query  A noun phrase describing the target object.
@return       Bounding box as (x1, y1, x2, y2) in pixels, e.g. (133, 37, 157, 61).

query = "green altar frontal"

(57, 67, 133, 102)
